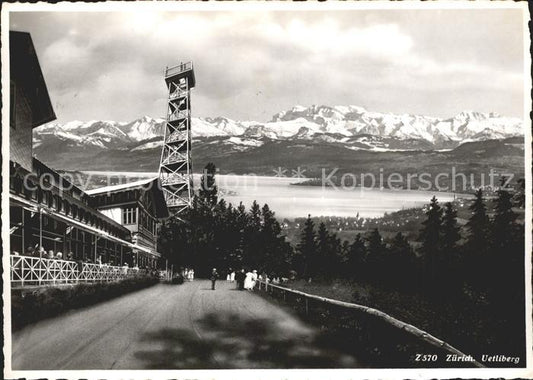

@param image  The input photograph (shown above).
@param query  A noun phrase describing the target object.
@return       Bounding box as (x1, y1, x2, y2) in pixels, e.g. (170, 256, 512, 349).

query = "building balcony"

(165, 61, 196, 88)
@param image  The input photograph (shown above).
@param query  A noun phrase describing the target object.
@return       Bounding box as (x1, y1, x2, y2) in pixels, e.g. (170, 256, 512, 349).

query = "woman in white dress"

(230, 270, 235, 282)
(244, 270, 254, 290)
(251, 270, 258, 288)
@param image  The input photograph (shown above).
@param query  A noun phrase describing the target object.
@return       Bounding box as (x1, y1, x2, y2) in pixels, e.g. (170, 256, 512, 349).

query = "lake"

(84, 171, 469, 219)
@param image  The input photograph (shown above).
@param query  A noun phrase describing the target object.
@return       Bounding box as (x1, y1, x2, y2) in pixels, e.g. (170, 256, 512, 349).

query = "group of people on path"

(228, 268, 258, 291)
(182, 268, 195, 281)
(210, 268, 259, 291)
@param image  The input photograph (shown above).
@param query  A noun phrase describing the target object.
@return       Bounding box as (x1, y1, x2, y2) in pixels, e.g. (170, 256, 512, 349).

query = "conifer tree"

(418, 196, 443, 285)
(490, 184, 522, 292)
(234, 202, 248, 265)
(465, 189, 490, 261)
(491, 187, 517, 253)
(419, 196, 443, 255)
(296, 214, 317, 278)
(249, 201, 262, 230)
(366, 228, 386, 282)
(315, 222, 329, 277)
(388, 232, 415, 286)
(243, 200, 262, 268)
(199, 162, 218, 207)
(260, 204, 284, 272)
(159, 191, 296, 277)
(327, 232, 343, 276)
(340, 240, 351, 269)
(442, 202, 461, 253)
(347, 233, 366, 278)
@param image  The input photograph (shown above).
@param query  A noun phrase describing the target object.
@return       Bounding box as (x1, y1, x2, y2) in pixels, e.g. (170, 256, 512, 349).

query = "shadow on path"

(134, 311, 362, 369)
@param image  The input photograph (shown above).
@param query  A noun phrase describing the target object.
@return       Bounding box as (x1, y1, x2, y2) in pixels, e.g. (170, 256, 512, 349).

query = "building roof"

(85, 177, 156, 195)
(87, 177, 169, 219)
(33, 158, 89, 201)
(30, 158, 131, 237)
(10, 31, 56, 129)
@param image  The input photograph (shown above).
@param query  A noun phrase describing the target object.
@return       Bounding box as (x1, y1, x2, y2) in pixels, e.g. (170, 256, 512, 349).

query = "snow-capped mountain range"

(33, 105, 523, 154)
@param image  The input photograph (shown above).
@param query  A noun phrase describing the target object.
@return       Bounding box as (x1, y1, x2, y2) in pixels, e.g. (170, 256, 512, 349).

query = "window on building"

(122, 207, 137, 225)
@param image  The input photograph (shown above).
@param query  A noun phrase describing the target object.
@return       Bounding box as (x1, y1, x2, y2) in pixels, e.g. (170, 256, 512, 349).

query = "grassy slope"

(284, 278, 524, 365)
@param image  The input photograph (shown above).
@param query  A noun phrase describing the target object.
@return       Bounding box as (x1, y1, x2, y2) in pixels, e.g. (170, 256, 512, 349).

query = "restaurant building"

(86, 178, 169, 268)
(8, 31, 166, 271)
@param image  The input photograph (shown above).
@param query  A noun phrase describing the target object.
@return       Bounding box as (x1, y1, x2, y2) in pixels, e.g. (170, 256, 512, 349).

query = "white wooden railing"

(10, 255, 147, 288)
(255, 280, 484, 368)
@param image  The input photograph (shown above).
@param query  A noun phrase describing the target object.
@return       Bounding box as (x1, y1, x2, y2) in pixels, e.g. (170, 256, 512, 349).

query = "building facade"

(87, 178, 169, 268)
(8, 31, 167, 270)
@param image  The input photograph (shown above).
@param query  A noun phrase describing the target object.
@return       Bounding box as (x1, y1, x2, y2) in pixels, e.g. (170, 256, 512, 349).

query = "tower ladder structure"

(159, 62, 196, 216)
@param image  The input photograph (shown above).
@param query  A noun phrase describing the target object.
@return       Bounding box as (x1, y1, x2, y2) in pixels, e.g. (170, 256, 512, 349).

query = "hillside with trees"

(159, 164, 526, 365)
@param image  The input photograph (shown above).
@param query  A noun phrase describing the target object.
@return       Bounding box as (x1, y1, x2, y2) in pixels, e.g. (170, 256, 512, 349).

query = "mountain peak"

(455, 110, 488, 121)
(33, 105, 523, 154)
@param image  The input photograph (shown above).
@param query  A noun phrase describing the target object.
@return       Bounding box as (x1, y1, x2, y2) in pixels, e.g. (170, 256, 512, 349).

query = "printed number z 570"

(415, 354, 438, 362)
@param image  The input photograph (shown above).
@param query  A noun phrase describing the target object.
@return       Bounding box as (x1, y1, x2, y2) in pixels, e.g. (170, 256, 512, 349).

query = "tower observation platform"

(159, 62, 196, 216)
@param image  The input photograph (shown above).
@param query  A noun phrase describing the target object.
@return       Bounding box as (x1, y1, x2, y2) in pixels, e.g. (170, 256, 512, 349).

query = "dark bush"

(171, 274, 184, 284)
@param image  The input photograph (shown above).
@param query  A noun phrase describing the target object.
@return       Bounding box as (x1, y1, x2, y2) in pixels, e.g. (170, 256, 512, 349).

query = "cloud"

(43, 37, 89, 65)
(10, 9, 526, 123)
(263, 20, 414, 59)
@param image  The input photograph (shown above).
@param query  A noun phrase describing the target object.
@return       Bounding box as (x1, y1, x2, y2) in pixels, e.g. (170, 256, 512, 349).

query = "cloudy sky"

(10, 6, 526, 124)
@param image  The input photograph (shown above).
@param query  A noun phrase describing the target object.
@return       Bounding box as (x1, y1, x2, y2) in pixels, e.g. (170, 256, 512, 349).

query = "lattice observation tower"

(158, 62, 196, 216)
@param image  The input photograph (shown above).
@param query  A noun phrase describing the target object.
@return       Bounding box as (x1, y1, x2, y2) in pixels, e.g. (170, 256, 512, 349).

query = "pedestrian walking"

(244, 270, 254, 290)
(210, 268, 219, 290)
(235, 269, 246, 290)
(251, 269, 258, 289)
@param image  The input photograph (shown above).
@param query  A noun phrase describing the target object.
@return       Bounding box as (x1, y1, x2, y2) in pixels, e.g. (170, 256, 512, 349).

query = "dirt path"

(11, 280, 362, 369)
